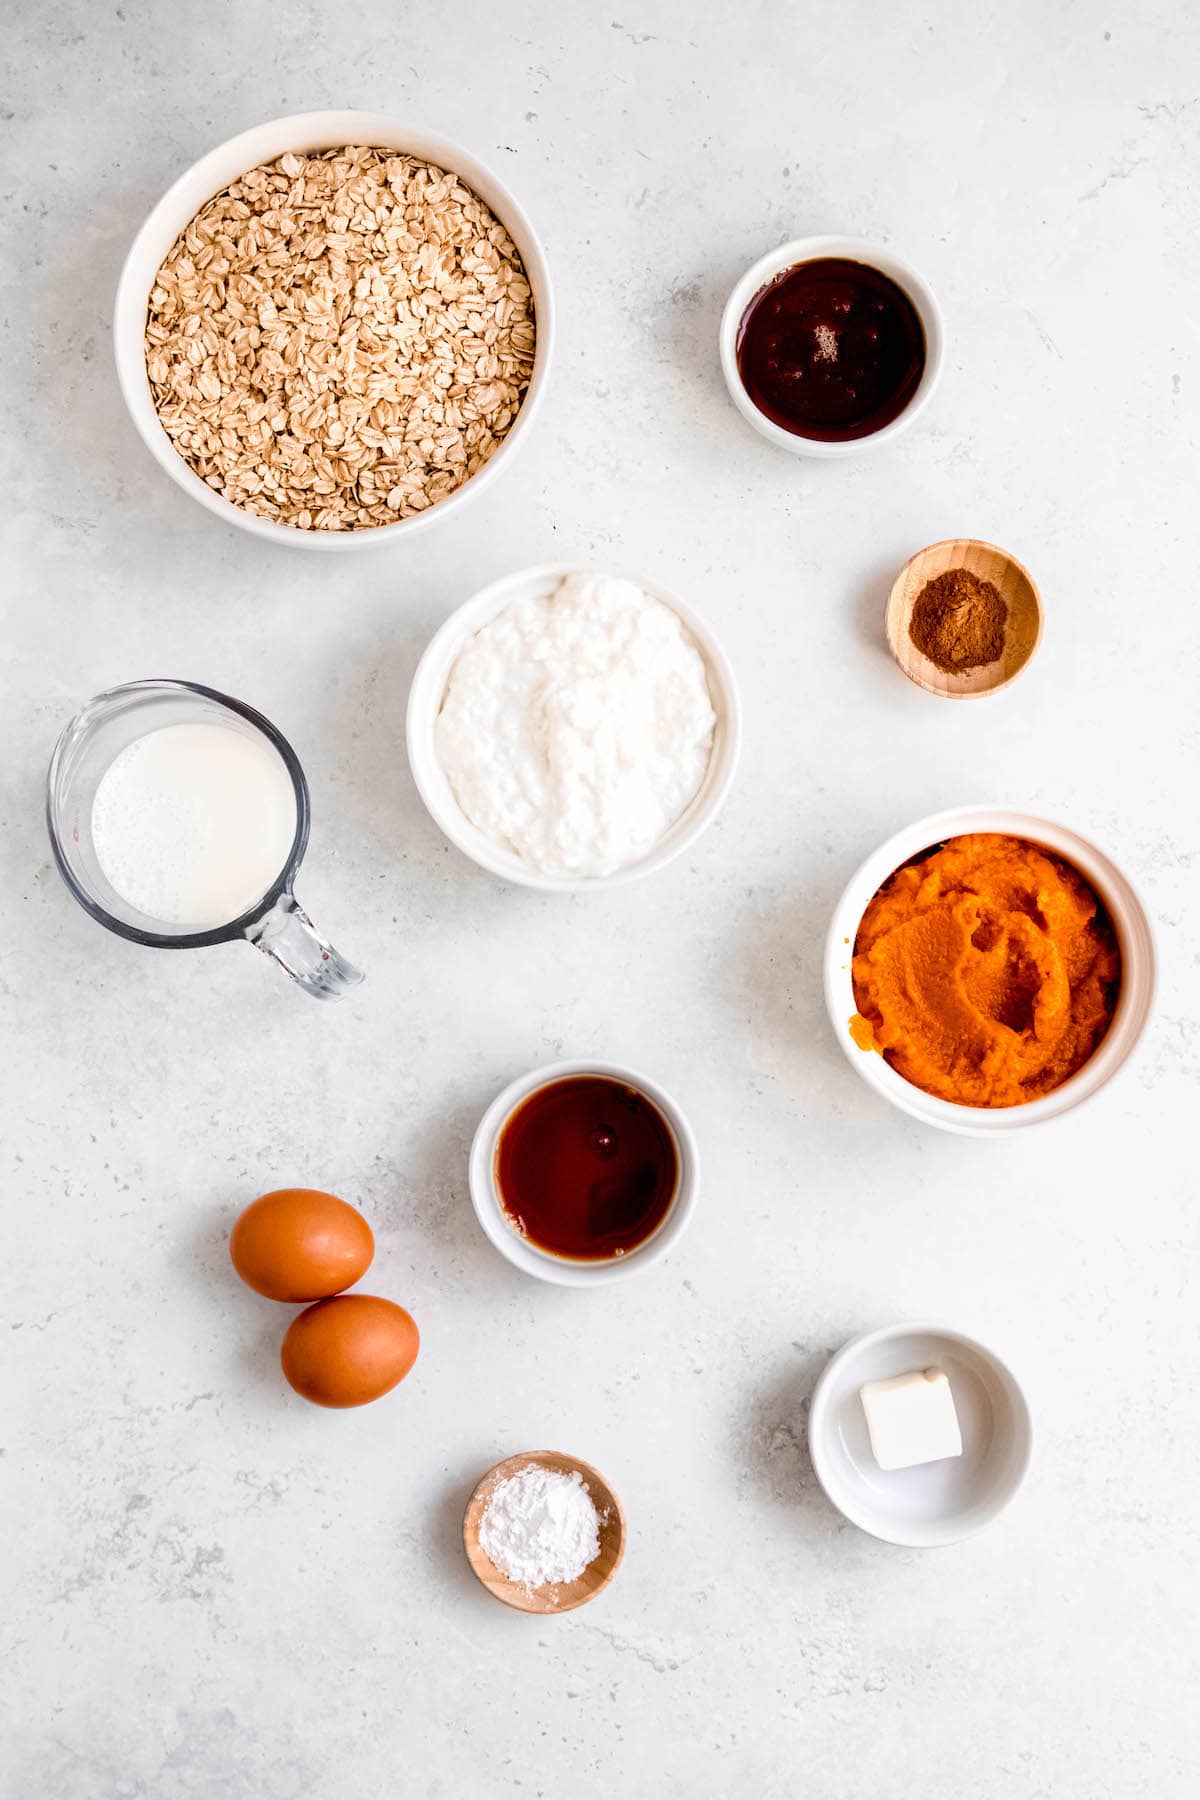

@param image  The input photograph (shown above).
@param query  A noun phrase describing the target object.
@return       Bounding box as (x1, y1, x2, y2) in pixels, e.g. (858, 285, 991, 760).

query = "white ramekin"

(405, 564, 742, 892)
(468, 1060, 699, 1287)
(719, 235, 944, 459)
(808, 1323, 1033, 1547)
(113, 111, 554, 551)
(823, 806, 1156, 1136)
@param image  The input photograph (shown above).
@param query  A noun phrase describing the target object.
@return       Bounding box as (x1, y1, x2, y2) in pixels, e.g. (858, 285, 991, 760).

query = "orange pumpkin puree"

(850, 833, 1120, 1108)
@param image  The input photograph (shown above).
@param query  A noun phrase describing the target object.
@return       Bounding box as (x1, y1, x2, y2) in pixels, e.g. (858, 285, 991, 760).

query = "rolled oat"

(144, 146, 536, 530)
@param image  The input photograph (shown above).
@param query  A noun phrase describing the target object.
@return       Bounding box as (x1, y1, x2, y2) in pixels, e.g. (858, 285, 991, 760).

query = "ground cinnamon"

(908, 569, 1008, 673)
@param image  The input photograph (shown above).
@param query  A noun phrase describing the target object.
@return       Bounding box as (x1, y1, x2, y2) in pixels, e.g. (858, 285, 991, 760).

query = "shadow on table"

(424, 1468, 500, 1610)
(729, 860, 880, 1117)
(320, 633, 522, 922)
(850, 555, 909, 670)
(741, 1344, 849, 1535)
(365, 1092, 532, 1303)
(181, 1201, 305, 1407)
(321, 634, 430, 846)
(30, 179, 233, 558)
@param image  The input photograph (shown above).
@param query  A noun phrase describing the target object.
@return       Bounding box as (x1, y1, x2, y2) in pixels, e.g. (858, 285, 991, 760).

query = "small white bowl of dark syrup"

(468, 1060, 699, 1287)
(719, 235, 944, 457)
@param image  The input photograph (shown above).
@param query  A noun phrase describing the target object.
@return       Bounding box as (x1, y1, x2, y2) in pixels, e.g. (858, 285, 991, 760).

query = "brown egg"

(230, 1188, 374, 1302)
(280, 1295, 420, 1408)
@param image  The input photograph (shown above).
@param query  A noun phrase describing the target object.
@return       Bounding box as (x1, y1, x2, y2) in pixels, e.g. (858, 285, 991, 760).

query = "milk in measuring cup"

(90, 722, 297, 928)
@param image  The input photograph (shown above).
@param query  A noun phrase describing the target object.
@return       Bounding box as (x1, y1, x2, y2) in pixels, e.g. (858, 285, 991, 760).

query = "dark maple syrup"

(736, 257, 925, 442)
(495, 1076, 678, 1261)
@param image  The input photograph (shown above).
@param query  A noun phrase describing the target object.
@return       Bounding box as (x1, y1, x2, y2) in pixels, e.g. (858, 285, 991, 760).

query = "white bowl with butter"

(407, 565, 741, 891)
(807, 1323, 1032, 1547)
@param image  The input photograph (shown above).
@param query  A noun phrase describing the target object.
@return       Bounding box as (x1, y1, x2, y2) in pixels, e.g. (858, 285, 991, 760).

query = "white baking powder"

(435, 572, 717, 878)
(478, 1464, 602, 1589)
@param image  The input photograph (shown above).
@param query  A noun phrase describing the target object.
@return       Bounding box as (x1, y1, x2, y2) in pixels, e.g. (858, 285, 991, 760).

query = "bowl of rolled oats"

(114, 112, 551, 548)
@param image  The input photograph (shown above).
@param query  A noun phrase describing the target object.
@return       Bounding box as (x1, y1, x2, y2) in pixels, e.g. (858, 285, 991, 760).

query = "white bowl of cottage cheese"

(406, 565, 741, 890)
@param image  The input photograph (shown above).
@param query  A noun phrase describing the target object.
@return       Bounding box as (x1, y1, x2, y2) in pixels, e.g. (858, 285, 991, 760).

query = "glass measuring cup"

(46, 680, 363, 1001)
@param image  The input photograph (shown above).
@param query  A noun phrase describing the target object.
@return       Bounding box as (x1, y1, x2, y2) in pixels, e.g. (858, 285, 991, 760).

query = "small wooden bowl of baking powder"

(886, 537, 1043, 698)
(463, 1450, 626, 1614)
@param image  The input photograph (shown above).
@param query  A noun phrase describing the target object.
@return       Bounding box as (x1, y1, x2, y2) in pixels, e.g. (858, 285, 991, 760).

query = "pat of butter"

(860, 1368, 963, 1471)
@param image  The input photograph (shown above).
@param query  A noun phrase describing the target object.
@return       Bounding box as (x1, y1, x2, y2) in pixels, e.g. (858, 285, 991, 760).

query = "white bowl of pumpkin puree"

(824, 809, 1156, 1135)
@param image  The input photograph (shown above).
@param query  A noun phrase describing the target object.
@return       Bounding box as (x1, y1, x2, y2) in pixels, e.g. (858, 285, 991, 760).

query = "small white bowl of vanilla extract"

(468, 1061, 699, 1286)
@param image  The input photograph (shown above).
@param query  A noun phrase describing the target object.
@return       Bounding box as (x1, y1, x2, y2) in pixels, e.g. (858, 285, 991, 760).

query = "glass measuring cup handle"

(245, 892, 364, 1001)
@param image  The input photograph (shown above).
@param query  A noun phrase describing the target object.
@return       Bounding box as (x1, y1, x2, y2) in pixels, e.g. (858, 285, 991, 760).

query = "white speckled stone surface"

(4, 3, 1199, 1796)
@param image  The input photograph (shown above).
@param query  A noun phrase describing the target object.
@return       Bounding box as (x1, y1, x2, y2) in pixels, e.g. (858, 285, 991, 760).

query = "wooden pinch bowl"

(463, 1450, 626, 1614)
(885, 537, 1043, 698)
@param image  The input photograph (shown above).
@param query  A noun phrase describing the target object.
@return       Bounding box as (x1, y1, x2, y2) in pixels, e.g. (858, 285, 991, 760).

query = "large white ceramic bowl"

(824, 806, 1156, 1136)
(808, 1323, 1033, 1547)
(113, 111, 554, 551)
(719, 235, 944, 459)
(406, 564, 742, 892)
(468, 1060, 699, 1287)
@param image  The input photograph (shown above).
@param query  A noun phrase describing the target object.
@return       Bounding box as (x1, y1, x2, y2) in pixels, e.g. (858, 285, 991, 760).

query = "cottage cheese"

(435, 573, 717, 878)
